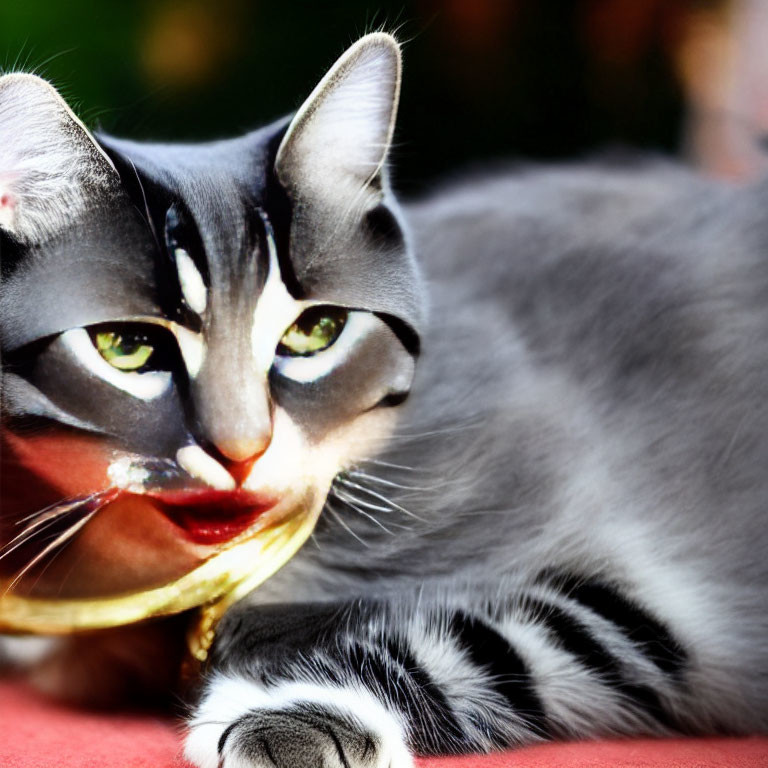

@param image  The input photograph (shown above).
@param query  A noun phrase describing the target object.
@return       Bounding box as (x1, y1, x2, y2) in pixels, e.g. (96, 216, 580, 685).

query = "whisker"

(6, 510, 97, 594)
(14, 497, 83, 526)
(347, 501, 413, 535)
(333, 481, 392, 512)
(1, 497, 97, 562)
(383, 420, 483, 441)
(335, 478, 428, 523)
(331, 491, 398, 536)
(1, 489, 118, 585)
(25, 515, 90, 596)
(363, 458, 425, 474)
(347, 470, 434, 493)
(334, 491, 413, 532)
(0, 514, 67, 564)
(324, 503, 371, 548)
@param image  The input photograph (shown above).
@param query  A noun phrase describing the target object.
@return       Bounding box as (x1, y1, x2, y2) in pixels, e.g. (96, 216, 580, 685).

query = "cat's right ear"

(0, 73, 119, 246)
(275, 33, 401, 207)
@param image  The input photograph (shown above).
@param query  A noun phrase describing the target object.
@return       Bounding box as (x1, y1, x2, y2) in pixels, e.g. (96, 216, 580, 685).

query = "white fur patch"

(175, 247, 208, 314)
(250, 229, 304, 375)
(61, 328, 171, 400)
(174, 325, 206, 378)
(176, 445, 236, 491)
(185, 675, 413, 768)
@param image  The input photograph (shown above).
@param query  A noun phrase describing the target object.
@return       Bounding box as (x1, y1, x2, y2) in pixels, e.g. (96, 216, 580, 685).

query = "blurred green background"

(1, 0, 723, 193)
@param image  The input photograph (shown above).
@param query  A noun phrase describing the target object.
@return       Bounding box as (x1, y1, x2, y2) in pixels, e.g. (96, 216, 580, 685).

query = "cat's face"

(0, 34, 421, 600)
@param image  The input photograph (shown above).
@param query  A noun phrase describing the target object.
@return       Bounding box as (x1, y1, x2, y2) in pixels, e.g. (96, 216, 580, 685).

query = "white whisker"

(324, 503, 371, 548)
(331, 490, 398, 536)
(0, 496, 99, 562)
(0, 515, 65, 563)
(385, 424, 482, 440)
(334, 480, 392, 512)
(363, 458, 424, 474)
(6, 509, 97, 594)
(14, 497, 82, 526)
(25, 516, 89, 596)
(347, 470, 434, 493)
(335, 478, 427, 523)
(1, 489, 118, 591)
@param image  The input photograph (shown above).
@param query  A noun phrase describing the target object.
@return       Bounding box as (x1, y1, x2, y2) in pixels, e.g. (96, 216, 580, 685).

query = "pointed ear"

(275, 33, 401, 204)
(0, 73, 119, 245)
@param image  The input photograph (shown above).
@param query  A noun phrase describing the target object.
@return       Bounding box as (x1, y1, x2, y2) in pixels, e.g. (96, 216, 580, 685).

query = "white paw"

(184, 675, 414, 768)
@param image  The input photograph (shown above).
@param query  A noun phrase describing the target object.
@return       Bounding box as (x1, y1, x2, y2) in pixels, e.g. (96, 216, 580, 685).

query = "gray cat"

(1, 33, 767, 768)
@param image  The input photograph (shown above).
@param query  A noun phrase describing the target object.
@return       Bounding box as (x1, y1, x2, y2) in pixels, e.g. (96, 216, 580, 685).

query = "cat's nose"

(216, 436, 271, 486)
(217, 436, 269, 463)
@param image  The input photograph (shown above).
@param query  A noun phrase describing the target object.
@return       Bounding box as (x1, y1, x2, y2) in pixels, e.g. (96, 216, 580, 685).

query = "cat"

(2, 31, 768, 768)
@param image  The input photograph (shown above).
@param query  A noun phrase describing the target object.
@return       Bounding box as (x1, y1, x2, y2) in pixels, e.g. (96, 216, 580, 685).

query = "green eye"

(277, 307, 347, 357)
(94, 331, 154, 371)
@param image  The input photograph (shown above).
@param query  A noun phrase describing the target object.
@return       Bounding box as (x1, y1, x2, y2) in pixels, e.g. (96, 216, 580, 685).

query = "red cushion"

(1, 680, 766, 767)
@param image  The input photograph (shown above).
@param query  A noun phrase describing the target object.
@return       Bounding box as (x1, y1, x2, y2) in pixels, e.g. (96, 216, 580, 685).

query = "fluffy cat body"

(1, 34, 767, 767)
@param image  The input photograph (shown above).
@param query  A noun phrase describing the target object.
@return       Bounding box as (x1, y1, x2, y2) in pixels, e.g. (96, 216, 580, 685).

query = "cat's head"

(0, 33, 422, 601)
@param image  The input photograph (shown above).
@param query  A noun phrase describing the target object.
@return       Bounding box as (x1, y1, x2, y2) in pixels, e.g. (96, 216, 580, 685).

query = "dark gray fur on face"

(2, 33, 768, 767)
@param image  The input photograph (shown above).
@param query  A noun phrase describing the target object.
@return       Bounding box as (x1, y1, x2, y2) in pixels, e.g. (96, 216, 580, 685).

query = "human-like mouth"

(149, 489, 278, 545)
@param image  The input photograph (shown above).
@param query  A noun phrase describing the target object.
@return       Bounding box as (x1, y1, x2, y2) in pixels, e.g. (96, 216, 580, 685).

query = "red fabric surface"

(1, 680, 766, 768)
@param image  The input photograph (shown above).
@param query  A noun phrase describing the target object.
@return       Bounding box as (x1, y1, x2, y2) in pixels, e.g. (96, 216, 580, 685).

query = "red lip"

(150, 489, 277, 545)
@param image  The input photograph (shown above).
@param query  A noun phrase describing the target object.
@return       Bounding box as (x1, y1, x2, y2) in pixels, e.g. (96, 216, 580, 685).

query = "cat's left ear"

(0, 73, 119, 245)
(275, 33, 401, 204)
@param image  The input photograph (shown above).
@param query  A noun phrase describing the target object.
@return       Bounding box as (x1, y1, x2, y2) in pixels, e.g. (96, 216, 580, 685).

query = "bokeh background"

(1, 0, 766, 193)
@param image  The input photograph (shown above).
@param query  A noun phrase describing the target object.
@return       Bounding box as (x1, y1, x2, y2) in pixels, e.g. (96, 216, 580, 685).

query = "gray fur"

(186, 162, 768, 765)
(1, 34, 767, 766)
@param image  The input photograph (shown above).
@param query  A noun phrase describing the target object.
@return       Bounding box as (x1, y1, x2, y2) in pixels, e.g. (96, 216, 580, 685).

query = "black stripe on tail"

(449, 611, 548, 737)
(538, 571, 687, 676)
(526, 597, 678, 730)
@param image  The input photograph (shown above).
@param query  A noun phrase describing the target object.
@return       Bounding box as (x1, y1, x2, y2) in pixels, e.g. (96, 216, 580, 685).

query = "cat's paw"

(184, 676, 414, 768)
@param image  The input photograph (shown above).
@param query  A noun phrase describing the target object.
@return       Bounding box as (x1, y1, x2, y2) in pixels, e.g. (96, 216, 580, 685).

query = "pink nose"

(215, 436, 270, 486)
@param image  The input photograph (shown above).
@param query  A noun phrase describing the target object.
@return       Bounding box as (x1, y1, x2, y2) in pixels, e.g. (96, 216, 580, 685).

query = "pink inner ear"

(0, 179, 16, 229)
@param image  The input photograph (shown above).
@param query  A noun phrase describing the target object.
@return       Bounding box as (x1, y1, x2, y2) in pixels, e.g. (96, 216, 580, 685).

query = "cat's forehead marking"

(174, 247, 207, 315)
(251, 222, 302, 374)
